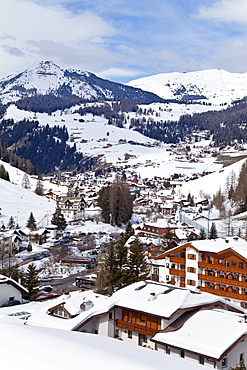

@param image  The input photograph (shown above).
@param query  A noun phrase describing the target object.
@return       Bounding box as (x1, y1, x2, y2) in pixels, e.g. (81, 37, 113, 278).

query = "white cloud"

(0, 0, 115, 77)
(98, 67, 142, 80)
(197, 0, 247, 23)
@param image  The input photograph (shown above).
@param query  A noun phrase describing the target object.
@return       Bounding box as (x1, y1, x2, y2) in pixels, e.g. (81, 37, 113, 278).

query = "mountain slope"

(0, 61, 163, 106)
(127, 69, 247, 104)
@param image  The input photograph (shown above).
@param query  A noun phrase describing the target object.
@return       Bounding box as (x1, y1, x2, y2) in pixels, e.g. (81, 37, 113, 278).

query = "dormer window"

(53, 308, 70, 318)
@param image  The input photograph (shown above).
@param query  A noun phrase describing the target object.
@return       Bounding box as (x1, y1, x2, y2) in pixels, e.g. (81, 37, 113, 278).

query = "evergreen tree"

(27, 242, 32, 252)
(0, 164, 10, 181)
(122, 221, 135, 242)
(34, 179, 44, 196)
(7, 216, 15, 230)
(97, 185, 111, 224)
(10, 264, 24, 284)
(127, 236, 149, 284)
(22, 173, 31, 189)
(199, 228, 207, 240)
(51, 206, 67, 231)
(114, 237, 129, 290)
(26, 212, 37, 231)
(23, 263, 39, 300)
(209, 222, 218, 239)
(98, 178, 133, 226)
(160, 228, 176, 252)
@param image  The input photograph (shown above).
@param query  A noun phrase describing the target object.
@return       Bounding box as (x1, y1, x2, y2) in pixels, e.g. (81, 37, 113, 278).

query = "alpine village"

(2, 60, 247, 370)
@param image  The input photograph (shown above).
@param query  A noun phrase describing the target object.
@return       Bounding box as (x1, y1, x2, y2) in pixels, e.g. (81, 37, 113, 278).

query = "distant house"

(0, 232, 13, 260)
(0, 274, 28, 307)
(59, 196, 86, 221)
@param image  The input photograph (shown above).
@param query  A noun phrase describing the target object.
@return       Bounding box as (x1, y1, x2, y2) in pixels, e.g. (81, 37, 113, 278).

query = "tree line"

(95, 222, 149, 295)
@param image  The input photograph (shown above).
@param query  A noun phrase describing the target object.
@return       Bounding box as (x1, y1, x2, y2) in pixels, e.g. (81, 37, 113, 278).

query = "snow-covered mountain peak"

(127, 69, 247, 104)
(0, 60, 163, 105)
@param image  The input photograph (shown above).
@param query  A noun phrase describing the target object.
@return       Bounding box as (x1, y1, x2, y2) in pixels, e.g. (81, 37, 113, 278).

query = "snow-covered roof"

(0, 274, 28, 295)
(158, 236, 247, 260)
(0, 317, 204, 370)
(189, 237, 247, 258)
(24, 281, 242, 331)
(152, 308, 247, 360)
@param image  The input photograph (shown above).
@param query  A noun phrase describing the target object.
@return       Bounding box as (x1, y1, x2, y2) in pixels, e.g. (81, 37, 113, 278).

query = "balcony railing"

(169, 268, 186, 277)
(198, 262, 245, 275)
(170, 256, 186, 264)
(116, 320, 159, 337)
(199, 287, 247, 301)
(198, 274, 247, 288)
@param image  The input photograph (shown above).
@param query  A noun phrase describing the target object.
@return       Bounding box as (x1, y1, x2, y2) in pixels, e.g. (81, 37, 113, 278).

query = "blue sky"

(0, 0, 246, 82)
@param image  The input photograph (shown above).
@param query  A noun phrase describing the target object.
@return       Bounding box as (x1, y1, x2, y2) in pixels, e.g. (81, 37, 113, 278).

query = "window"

(188, 254, 196, 260)
(240, 262, 244, 269)
(240, 353, 244, 362)
(53, 308, 69, 318)
(153, 268, 159, 275)
(180, 350, 185, 358)
(166, 346, 170, 355)
(128, 330, 132, 339)
(140, 314, 146, 323)
(109, 312, 113, 320)
(222, 357, 227, 367)
(232, 261, 236, 267)
(187, 267, 196, 273)
(225, 260, 230, 267)
(199, 355, 204, 365)
(166, 263, 169, 268)
(207, 256, 212, 264)
(187, 279, 196, 286)
(218, 259, 223, 264)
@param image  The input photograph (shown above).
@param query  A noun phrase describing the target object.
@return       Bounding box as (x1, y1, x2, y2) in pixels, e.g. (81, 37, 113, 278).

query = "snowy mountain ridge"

(127, 69, 247, 104)
(0, 60, 163, 105)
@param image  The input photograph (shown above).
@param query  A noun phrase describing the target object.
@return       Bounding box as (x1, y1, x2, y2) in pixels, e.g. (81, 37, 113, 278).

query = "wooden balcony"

(169, 268, 186, 277)
(198, 262, 245, 275)
(199, 287, 247, 302)
(170, 256, 186, 264)
(116, 320, 159, 337)
(198, 274, 247, 288)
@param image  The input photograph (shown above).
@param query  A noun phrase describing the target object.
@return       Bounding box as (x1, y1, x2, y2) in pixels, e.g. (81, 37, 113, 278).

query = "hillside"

(127, 69, 247, 105)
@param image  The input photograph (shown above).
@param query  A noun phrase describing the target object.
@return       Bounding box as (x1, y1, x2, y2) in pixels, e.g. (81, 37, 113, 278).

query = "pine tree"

(160, 228, 176, 252)
(27, 242, 32, 252)
(209, 222, 218, 239)
(35, 179, 44, 196)
(127, 236, 149, 284)
(26, 212, 37, 231)
(114, 237, 129, 290)
(122, 221, 135, 242)
(22, 173, 31, 189)
(7, 216, 15, 230)
(51, 206, 67, 231)
(199, 228, 207, 240)
(10, 264, 24, 285)
(98, 178, 133, 226)
(23, 263, 39, 300)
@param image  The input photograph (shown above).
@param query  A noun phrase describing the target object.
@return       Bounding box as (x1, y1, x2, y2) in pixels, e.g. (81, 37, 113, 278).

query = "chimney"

(148, 292, 156, 301)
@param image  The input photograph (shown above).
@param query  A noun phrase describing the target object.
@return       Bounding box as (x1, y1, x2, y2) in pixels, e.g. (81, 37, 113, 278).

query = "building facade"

(151, 237, 247, 308)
